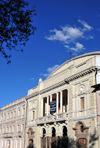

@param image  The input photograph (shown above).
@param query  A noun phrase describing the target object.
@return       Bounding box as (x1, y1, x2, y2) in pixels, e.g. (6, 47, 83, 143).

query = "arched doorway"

(61, 126, 68, 148)
(63, 126, 67, 137)
(51, 127, 56, 148)
(73, 121, 89, 148)
(52, 127, 56, 137)
(41, 128, 46, 148)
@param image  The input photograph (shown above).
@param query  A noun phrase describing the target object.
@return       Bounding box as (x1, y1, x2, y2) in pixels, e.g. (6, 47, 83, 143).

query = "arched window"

(63, 126, 67, 137)
(42, 128, 46, 137)
(80, 124, 84, 132)
(52, 127, 56, 137)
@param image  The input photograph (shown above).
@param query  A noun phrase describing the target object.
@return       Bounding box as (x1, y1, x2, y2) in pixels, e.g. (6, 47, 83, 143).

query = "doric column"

(41, 98, 43, 117)
(47, 96, 49, 116)
(56, 92, 58, 114)
(60, 91, 63, 113)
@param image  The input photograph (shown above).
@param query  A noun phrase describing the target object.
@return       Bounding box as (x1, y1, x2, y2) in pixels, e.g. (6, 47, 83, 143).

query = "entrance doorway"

(41, 126, 68, 148)
(78, 138, 87, 148)
(73, 121, 89, 148)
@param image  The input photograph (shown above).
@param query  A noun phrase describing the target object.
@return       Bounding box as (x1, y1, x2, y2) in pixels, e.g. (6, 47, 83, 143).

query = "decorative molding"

(0, 101, 25, 112)
(69, 114, 97, 121)
(26, 66, 99, 100)
(26, 92, 39, 100)
(0, 117, 25, 125)
(26, 124, 37, 128)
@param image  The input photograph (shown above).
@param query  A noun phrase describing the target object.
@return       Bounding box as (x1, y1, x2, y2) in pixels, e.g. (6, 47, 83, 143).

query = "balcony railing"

(26, 112, 68, 126)
(37, 112, 68, 125)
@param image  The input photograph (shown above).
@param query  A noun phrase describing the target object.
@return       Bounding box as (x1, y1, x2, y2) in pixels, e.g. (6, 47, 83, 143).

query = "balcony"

(37, 112, 68, 125)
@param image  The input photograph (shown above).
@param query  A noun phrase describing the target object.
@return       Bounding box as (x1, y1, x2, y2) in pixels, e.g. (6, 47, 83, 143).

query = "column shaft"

(56, 92, 58, 113)
(60, 91, 63, 113)
(41, 98, 43, 117)
(47, 96, 49, 116)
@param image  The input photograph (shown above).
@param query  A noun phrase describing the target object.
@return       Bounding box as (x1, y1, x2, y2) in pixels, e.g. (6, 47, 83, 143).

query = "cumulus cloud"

(45, 20, 93, 53)
(42, 65, 59, 77)
(45, 26, 84, 44)
(70, 42, 85, 52)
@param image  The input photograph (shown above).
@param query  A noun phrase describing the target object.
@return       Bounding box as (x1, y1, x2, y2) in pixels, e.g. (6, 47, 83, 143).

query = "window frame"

(80, 97, 85, 110)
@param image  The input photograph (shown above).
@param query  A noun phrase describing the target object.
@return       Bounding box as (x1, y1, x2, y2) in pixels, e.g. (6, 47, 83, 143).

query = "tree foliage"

(0, 0, 36, 64)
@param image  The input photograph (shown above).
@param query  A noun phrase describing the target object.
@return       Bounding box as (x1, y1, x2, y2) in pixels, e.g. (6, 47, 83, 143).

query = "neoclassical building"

(0, 97, 26, 148)
(25, 51, 100, 148)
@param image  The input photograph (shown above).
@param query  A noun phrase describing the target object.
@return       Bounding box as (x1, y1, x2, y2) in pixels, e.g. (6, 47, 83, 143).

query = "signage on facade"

(50, 100, 56, 114)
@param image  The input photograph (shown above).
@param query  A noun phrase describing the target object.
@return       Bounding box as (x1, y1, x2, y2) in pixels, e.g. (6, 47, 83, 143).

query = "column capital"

(60, 90, 63, 93)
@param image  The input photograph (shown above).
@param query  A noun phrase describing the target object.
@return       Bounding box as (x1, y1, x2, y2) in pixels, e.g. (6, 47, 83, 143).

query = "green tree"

(0, 0, 36, 64)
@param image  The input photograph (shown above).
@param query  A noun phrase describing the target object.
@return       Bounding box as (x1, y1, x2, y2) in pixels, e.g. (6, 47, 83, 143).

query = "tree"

(0, 0, 36, 64)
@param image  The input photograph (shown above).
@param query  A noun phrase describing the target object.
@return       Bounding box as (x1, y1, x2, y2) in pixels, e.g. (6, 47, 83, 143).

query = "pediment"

(47, 52, 100, 79)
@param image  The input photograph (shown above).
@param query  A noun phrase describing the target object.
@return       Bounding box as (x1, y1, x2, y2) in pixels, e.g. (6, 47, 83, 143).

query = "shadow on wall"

(50, 128, 98, 148)
(89, 128, 98, 148)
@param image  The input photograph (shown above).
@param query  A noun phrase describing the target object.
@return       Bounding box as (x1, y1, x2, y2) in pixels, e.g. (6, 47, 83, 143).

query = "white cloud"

(42, 65, 59, 77)
(45, 26, 84, 44)
(86, 35, 94, 40)
(30, 78, 34, 80)
(45, 20, 93, 54)
(64, 45, 69, 48)
(70, 42, 85, 52)
(78, 20, 93, 31)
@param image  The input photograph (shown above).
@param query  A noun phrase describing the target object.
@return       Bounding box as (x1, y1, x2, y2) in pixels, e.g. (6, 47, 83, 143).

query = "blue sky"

(0, 0, 100, 108)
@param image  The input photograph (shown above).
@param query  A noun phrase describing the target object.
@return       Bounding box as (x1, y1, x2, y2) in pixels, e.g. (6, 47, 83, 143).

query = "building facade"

(0, 97, 26, 148)
(25, 52, 100, 148)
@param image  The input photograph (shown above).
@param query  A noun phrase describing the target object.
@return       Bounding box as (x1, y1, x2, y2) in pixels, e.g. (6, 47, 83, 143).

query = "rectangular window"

(18, 109, 20, 116)
(4, 113, 6, 121)
(11, 112, 13, 118)
(17, 125, 19, 132)
(10, 126, 12, 133)
(80, 97, 84, 110)
(33, 111, 35, 120)
(14, 111, 16, 118)
(13, 126, 14, 132)
(3, 127, 5, 133)
(2, 114, 3, 121)
(22, 108, 25, 115)
(22, 124, 24, 132)
(7, 127, 9, 133)
(8, 113, 9, 119)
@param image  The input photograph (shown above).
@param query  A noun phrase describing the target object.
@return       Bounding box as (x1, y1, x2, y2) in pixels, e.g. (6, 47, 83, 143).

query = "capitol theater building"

(25, 52, 100, 148)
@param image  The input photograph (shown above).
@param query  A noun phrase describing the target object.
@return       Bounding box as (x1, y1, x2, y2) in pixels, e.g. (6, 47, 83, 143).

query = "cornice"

(40, 80, 66, 95)
(26, 66, 98, 100)
(0, 117, 25, 125)
(69, 114, 97, 121)
(64, 66, 97, 83)
(0, 101, 25, 112)
(26, 91, 39, 100)
(47, 51, 100, 79)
